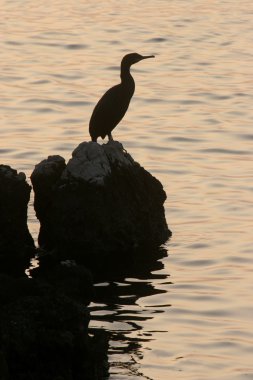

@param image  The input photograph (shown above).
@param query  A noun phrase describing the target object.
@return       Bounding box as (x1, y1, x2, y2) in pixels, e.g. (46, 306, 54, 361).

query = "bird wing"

(89, 84, 131, 138)
(94, 84, 127, 123)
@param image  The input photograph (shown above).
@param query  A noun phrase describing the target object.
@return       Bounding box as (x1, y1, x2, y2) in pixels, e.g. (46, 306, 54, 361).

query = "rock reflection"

(91, 246, 168, 283)
(89, 247, 171, 378)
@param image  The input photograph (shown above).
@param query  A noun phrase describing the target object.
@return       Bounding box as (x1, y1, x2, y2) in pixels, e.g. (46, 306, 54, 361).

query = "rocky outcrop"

(31, 257, 94, 304)
(0, 165, 34, 275)
(0, 164, 109, 380)
(29, 155, 66, 249)
(0, 273, 108, 380)
(31, 141, 171, 269)
(0, 149, 170, 379)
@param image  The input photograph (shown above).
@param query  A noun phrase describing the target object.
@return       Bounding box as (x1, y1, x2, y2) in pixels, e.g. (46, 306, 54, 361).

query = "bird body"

(89, 53, 154, 142)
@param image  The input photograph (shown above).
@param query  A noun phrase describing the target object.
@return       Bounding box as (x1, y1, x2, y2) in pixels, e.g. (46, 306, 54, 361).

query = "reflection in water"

(89, 248, 171, 378)
(89, 247, 168, 283)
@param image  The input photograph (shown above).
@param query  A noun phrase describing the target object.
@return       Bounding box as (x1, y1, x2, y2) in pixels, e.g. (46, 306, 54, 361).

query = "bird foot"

(108, 133, 114, 141)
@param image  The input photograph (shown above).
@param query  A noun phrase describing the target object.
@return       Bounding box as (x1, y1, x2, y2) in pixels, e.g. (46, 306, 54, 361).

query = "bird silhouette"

(89, 53, 155, 142)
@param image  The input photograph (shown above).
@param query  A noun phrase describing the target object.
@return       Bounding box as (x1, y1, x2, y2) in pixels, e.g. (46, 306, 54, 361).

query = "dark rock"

(0, 275, 108, 380)
(30, 156, 66, 248)
(0, 274, 41, 306)
(0, 165, 34, 275)
(0, 350, 9, 380)
(1, 295, 85, 380)
(0, 156, 109, 380)
(31, 258, 94, 305)
(31, 141, 171, 268)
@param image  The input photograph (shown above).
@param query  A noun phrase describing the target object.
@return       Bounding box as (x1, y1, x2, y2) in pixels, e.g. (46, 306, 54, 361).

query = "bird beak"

(141, 55, 155, 60)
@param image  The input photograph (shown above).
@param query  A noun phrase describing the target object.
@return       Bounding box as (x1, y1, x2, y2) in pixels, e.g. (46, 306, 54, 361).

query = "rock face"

(31, 141, 171, 268)
(0, 165, 34, 275)
(30, 155, 66, 249)
(0, 273, 108, 380)
(0, 164, 109, 380)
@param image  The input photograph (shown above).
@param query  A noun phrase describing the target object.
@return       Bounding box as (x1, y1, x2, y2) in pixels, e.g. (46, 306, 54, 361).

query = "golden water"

(1, 1, 253, 379)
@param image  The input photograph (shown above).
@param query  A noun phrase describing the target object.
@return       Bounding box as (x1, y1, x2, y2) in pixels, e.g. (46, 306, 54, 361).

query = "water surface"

(1, 1, 253, 379)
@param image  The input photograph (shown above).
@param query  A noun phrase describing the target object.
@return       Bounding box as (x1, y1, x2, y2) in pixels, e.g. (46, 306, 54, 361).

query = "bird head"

(121, 53, 155, 67)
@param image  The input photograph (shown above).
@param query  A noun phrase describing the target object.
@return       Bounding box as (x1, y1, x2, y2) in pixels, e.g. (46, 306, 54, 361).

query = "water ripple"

(65, 44, 88, 50)
(201, 148, 249, 155)
(24, 98, 91, 107)
(5, 40, 24, 46)
(32, 42, 88, 50)
(170, 137, 202, 143)
(237, 133, 253, 141)
(146, 37, 168, 43)
(0, 148, 15, 154)
(30, 80, 51, 85)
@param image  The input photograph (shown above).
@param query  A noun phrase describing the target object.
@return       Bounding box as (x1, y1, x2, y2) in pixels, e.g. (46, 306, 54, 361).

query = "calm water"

(1, 1, 253, 379)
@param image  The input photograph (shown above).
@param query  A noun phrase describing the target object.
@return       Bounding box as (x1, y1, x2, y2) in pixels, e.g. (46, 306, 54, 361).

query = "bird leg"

(108, 133, 114, 141)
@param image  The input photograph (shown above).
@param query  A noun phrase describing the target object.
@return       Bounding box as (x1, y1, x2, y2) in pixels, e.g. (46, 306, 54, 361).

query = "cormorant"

(89, 53, 155, 142)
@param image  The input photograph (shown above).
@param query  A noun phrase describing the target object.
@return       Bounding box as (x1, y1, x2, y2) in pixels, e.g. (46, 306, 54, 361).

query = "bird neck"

(120, 64, 134, 85)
